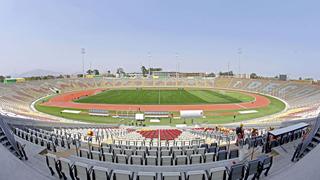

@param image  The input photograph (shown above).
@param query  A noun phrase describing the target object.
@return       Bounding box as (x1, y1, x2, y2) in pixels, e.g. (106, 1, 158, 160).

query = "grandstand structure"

(0, 77, 320, 123)
(1, 77, 320, 180)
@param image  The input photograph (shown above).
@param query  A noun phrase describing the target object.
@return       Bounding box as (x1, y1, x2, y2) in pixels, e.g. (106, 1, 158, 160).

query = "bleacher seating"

(6, 120, 320, 179)
(88, 109, 109, 117)
(44, 151, 275, 180)
(1, 77, 320, 123)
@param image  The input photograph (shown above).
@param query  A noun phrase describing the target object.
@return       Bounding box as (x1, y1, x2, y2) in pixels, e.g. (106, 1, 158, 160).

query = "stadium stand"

(1, 77, 320, 124)
(0, 113, 320, 179)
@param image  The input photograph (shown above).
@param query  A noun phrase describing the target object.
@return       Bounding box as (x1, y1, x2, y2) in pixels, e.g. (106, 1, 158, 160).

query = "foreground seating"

(59, 158, 75, 180)
(77, 144, 239, 166)
(45, 154, 275, 180)
(74, 162, 91, 180)
(134, 172, 157, 180)
(45, 153, 233, 180)
(260, 156, 273, 176)
(45, 154, 61, 178)
(226, 164, 245, 180)
(244, 159, 260, 180)
(161, 172, 182, 180)
(91, 166, 109, 180)
(186, 170, 208, 180)
(111, 170, 133, 180)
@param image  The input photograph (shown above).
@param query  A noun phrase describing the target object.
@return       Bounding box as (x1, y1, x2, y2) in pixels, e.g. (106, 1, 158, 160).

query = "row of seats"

(100, 141, 222, 151)
(88, 142, 233, 154)
(55, 127, 127, 141)
(15, 128, 59, 152)
(78, 148, 239, 166)
(46, 153, 224, 180)
(97, 142, 231, 156)
(243, 130, 303, 150)
(46, 153, 273, 180)
(99, 143, 210, 152)
(112, 138, 206, 147)
(190, 130, 236, 143)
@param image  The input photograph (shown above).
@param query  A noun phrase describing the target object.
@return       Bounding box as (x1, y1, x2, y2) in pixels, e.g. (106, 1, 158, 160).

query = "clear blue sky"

(0, 0, 320, 79)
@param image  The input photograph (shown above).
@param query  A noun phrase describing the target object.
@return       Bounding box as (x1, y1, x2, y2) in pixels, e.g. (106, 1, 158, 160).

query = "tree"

(305, 78, 314, 81)
(116, 68, 125, 74)
(141, 66, 149, 77)
(86, 69, 93, 75)
(149, 67, 162, 73)
(93, 69, 100, 75)
(57, 75, 64, 79)
(206, 73, 216, 77)
(146, 67, 162, 76)
(250, 73, 258, 79)
(219, 71, 234, 76)
(0, 76, 5, 83)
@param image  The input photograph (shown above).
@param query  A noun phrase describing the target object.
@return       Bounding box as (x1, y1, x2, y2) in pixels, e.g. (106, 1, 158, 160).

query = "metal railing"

(0, 117, 21, 158)
(296, 112, 320, 159)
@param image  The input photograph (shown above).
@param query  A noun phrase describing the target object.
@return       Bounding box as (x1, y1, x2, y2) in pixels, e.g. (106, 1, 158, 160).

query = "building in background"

(4, 78, 25, 84)
(279, 74, 288, 81)
(151, 71, 206, 78)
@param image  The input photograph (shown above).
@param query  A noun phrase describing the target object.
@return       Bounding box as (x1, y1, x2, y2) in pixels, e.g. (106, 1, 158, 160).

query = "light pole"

(238, 48, 242, 77)
(175, 53, 180, 87)
(81, 48, 86, 78)
(148, 52, 152, 77)
(158, 88, 161, 105)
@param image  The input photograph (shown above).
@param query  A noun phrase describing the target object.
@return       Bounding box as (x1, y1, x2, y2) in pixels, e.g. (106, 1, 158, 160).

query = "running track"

(42, 89, 271, 111)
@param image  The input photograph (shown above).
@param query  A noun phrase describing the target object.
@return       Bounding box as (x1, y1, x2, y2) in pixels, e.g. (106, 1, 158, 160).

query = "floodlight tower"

(238, 48, 242, 77)
(175, 53, 179, 87)
(176, 53, 180, 79)
(148, 52, 152, 76)
(81, 48, 86, 78)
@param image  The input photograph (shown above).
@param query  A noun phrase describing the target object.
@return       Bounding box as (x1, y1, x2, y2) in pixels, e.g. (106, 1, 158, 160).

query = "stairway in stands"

(0, 126, 21, 158)
(303, 127, 320, 156)
(296, 113, 320, 160)
(0, 117, 25, 159)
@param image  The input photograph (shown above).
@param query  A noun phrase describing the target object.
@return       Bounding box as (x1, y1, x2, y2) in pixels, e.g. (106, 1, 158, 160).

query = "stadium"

(1, 76, 320, 180)
(1, 1, 320, 180)
(33, 78, 286, 125)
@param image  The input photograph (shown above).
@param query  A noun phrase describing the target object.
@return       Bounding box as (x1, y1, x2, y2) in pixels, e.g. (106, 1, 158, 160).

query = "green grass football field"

(74, 89, 254, 105)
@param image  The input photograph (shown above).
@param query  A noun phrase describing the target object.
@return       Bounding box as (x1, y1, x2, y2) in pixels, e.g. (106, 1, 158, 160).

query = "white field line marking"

(236, 103, 248, 109)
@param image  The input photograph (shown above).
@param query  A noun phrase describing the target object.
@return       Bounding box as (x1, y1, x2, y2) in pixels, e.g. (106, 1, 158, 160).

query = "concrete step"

(310, 141, 318, 147)
(9, 147, 16, 153)
(1, 139, 10, 146)
(313, 136, 320, 143)
(312, 140, 318, 145)
(0, 135, 7, 141)
(305, 146, 313, 152)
